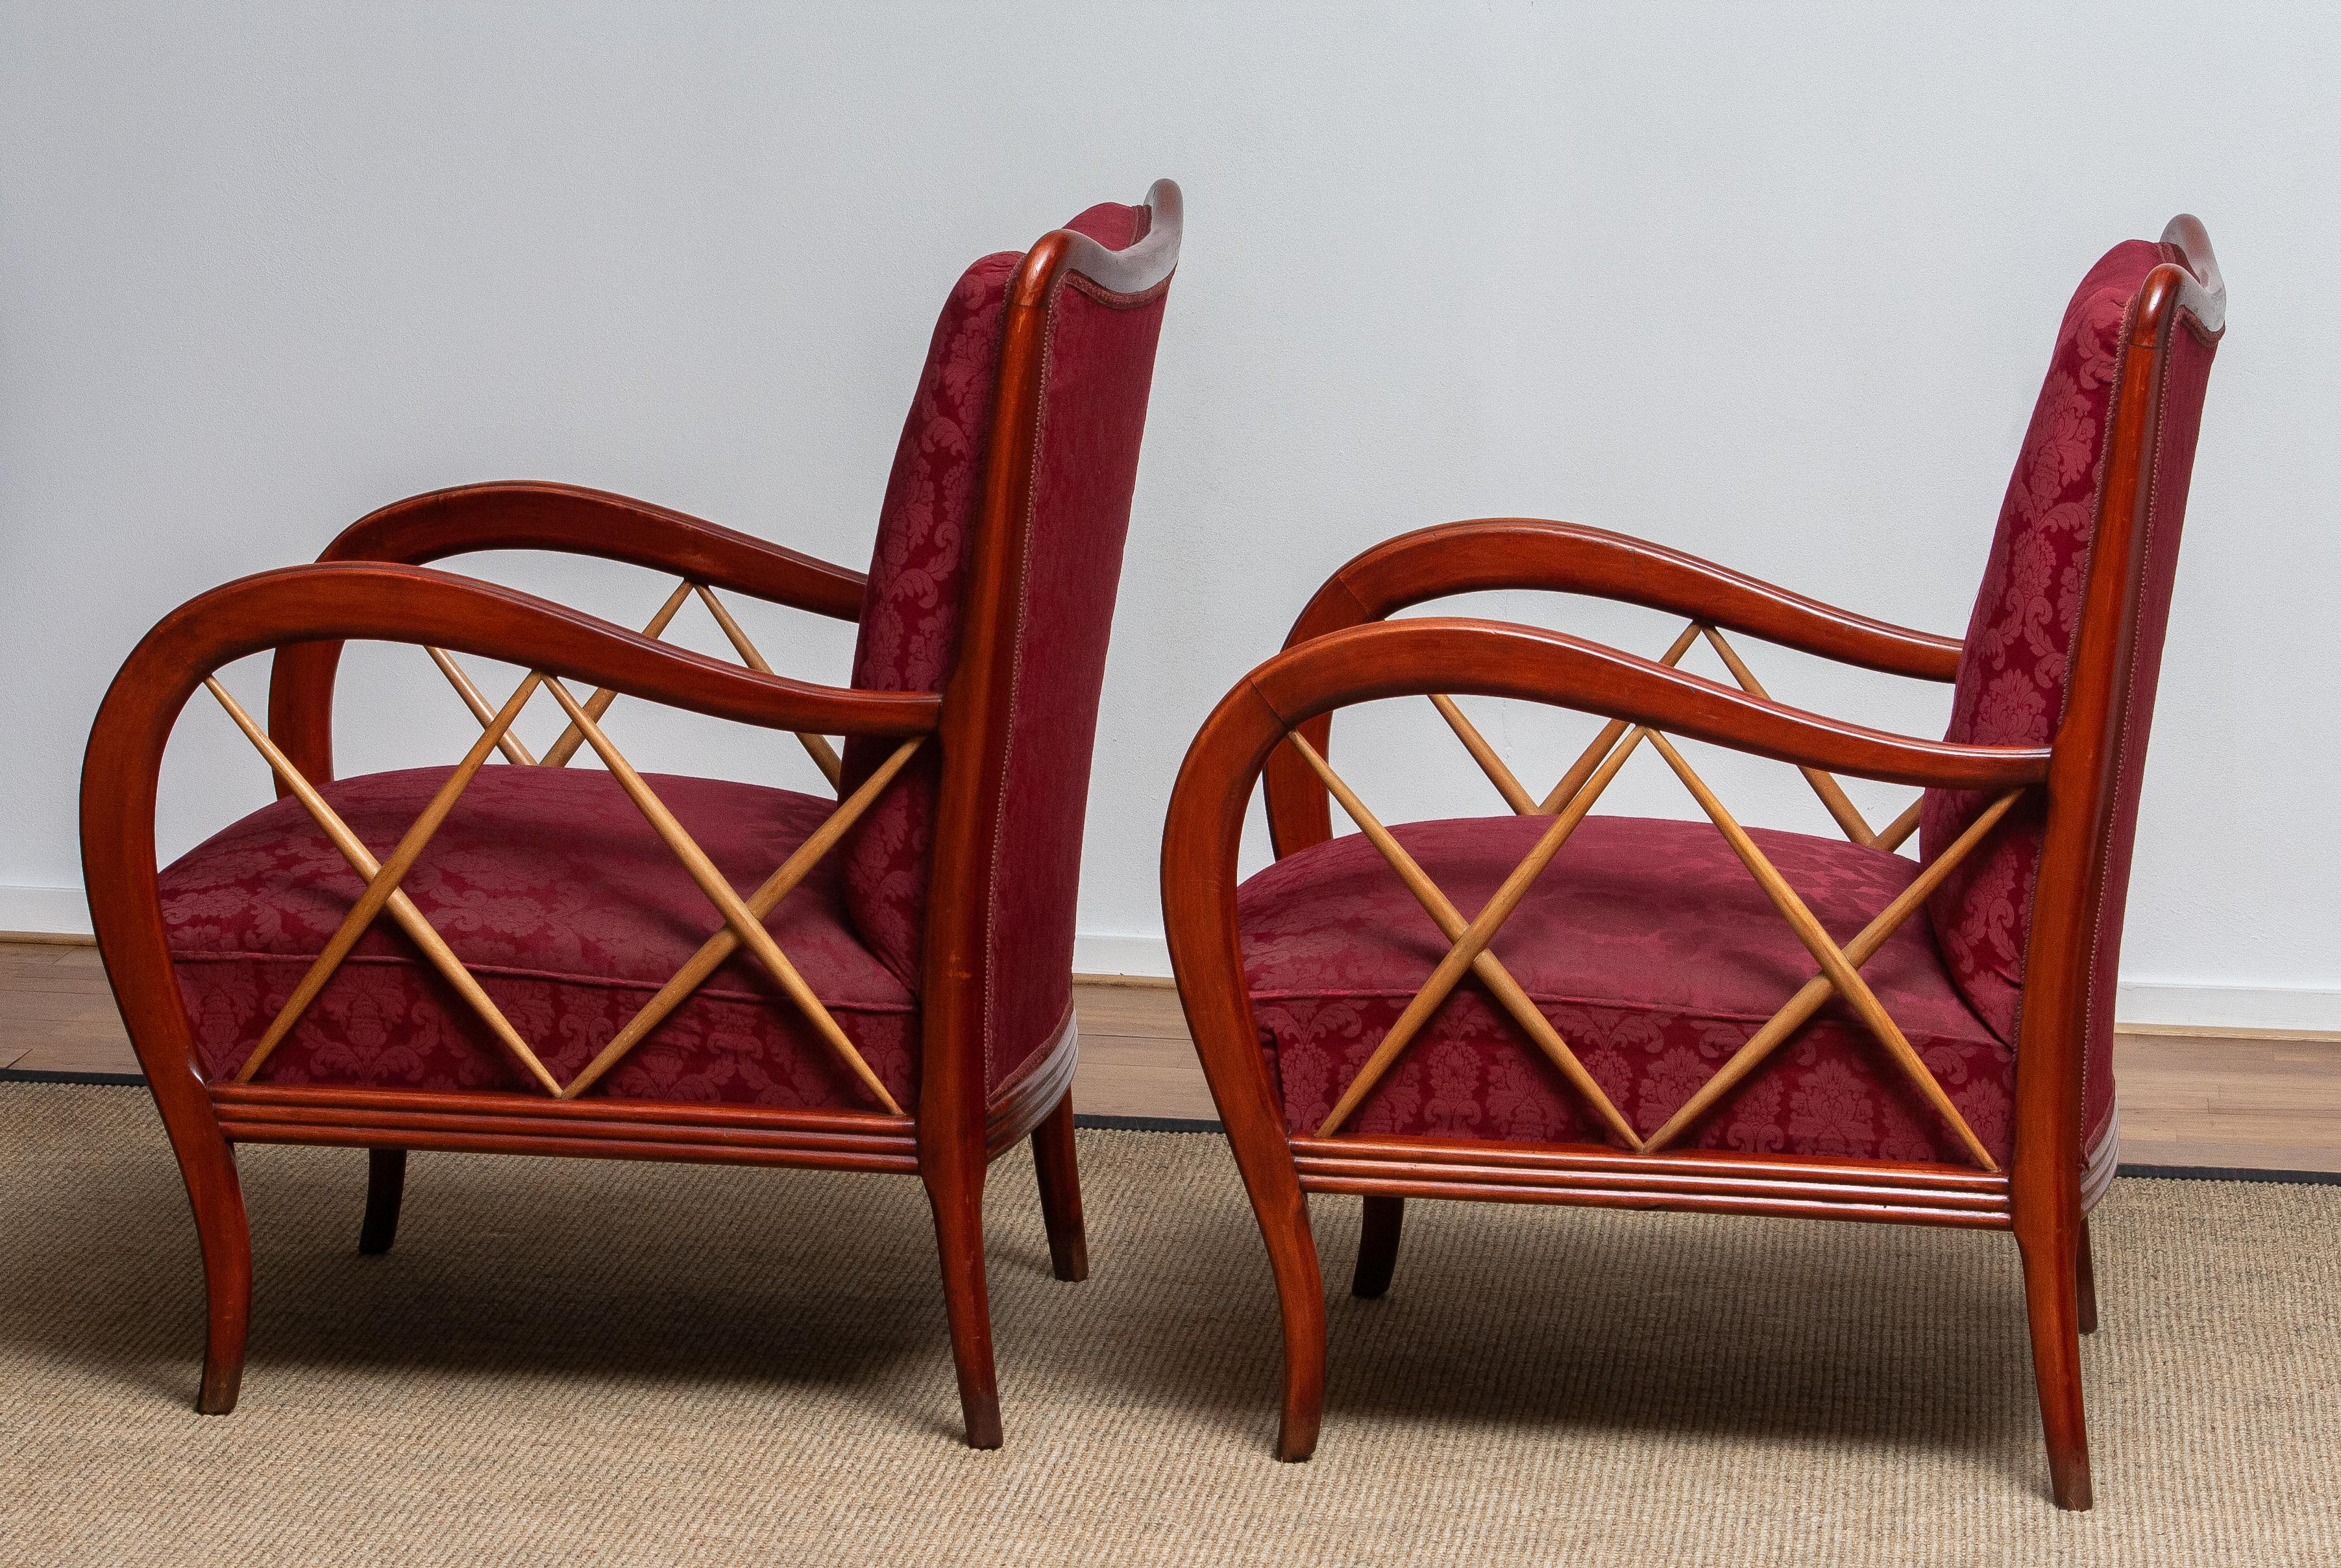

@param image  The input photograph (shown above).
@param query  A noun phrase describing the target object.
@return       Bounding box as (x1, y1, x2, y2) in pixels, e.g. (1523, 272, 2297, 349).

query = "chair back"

(1920, 223, 2222, 1144)
(837, 185, 1181, 1095)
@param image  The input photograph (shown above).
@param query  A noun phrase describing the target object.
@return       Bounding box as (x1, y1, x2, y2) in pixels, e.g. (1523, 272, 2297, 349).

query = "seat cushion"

(160, 766, 918, 1109)
(1239, 814, 2015, 1166)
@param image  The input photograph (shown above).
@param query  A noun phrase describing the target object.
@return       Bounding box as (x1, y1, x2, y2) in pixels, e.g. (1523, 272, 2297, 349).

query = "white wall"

(4, 2, 2336, 1028)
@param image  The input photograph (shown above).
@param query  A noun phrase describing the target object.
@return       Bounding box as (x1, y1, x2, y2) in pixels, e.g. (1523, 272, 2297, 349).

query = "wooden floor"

(5, 938, 2336, 1173)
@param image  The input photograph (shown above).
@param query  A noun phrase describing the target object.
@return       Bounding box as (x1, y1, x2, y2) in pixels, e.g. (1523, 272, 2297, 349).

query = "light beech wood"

(1640, 789, 2024, 1152)
(537, 580, 695, 768)
(236, 672, 544, 1083)
(559, 733, 925, 1099)
(541, 678, 903, 1115)
(692, 584, 846, 790)
(202, 679, 563, 1097)
(1290, 733, 1642, 1149)
(1699, 625, 1878, 845)
(1537, 621, 1703, 813)
(426, 647, 539, 766)
(1316, 724, 1649, 1136)
(1875, 797, 1925, 854)
(1645, 729, 1996, 1170)
(1428, 694, 1538, 815)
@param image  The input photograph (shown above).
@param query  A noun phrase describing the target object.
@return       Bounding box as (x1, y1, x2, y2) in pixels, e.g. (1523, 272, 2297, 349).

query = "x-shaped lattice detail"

(425, 580, 844, 786)
(202, 585, 917, 1110)
(1302, 619, 2018, 1171)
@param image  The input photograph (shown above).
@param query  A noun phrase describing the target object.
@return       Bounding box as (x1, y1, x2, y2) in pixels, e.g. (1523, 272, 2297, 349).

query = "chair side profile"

(1162, 217, 2220, 1508)
(82, 180, 1182, 1448)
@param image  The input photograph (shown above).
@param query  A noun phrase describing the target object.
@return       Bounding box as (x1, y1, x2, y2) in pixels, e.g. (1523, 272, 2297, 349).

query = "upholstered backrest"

(1920, 238, 2216, 1127)
(833, 247, 1022, 986)
(836, 202, 1171, 1093)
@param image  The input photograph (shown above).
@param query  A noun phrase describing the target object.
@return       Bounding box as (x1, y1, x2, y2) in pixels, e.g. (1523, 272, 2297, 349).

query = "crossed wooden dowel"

(202, 580, 914, 1112)
(1299, 618, 2017, 1171)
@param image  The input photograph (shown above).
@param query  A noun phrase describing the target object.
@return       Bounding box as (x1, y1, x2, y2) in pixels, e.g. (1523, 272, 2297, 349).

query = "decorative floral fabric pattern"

(836, 201, 1155, 998)
(1239, 814, 2015, 1166)
(160, 766, 918, 1109)
(1920, 241, 2163, 1047)
(835, 249, 1022, 987)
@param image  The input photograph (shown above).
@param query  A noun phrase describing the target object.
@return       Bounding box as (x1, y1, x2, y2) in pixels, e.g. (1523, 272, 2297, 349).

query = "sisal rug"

(1, 1084, 2335, 1566)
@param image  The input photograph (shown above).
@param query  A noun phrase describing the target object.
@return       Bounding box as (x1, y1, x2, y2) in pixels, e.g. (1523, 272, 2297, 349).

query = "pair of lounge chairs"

(80, 180, 2223, 1510)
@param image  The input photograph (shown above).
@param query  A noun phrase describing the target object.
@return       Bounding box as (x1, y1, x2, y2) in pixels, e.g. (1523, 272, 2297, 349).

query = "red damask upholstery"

(1240, 814, 2014, 1165)
(835, 247, 1021, 985)
(838, 200, 1170, 1090)
(1920, 237, 2209, 1145)
(160, 766, 918, 1109)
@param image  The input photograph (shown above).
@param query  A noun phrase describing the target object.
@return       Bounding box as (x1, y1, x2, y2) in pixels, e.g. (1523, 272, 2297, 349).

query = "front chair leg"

(161, 1116, 251, 1415)
(1351, 1195, 1403, 1299)
(359, 1148, 407, 1256)
(2016, 1223, 2094, 1510)
(1030, 1090, 1088, 1282)
(924, 1162, 1003, 1449)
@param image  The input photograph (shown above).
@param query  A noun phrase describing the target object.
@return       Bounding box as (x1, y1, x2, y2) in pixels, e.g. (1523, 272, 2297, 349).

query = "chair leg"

(1029, 1090, 1088, 1283)
(156, 1114, 251, 1415)
(924, 1160, 1003, 1449)
(2016, 1223, 2094, 1510)
(1351, 1195, 1403, 1299)
(1264, 1188, 1327, 1462)
(2075, 1213, 2098, 1335)
(358, 1147, 407, 1256)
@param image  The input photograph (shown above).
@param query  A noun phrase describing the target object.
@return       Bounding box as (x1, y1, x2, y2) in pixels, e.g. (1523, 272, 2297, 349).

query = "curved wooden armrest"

(1250, 618, 2039, 792)
(1288, 519, 1965, 682)
(116, 562, 935, 752)
(321, 481, 868, 622)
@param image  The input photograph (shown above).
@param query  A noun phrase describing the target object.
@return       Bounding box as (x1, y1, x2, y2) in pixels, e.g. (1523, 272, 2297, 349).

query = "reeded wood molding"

(1288, 1137, 2011, 1229)
(209, 1083, 920, 1173)
(984, 1010, 1082, 1157)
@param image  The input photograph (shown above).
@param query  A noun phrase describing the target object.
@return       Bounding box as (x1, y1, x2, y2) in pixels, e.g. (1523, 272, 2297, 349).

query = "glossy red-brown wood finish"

(1163, 217, 2222, 1508)
(1262, 521, 1966, 856)
(82, 182, 1182, 1445)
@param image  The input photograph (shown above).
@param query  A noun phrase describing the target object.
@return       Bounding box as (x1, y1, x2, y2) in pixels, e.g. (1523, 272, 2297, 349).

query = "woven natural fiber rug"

(2, 1085, 2336, 1565)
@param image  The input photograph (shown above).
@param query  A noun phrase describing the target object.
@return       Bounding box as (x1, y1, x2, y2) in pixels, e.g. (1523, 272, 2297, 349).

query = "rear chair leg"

(1351, 1195, 1403, 1299)
(924, 1160, 1003, 1449)
(2016, 1223, 2094, 1510)
(2076, 1213, 2098, 1335)
(1030, 1091, 1088, 1282)
(359, 1147, 407, 1256)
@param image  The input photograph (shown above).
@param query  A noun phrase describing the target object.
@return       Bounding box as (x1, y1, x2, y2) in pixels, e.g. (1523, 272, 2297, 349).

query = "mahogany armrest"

(321, 481, 868, 622)
(1288, 519, 1965, 682)
(1249, 619, 2039, 792)
(103, 562, 935, 765)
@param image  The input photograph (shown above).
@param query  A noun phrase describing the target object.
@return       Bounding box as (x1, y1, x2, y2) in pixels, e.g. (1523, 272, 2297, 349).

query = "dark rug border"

(7, 1076, 2331, 1186)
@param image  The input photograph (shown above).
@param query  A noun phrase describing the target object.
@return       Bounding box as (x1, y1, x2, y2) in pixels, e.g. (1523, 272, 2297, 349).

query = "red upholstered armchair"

(82, 180, 1181, 1448)
(1162, 219, 2220, 1508)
